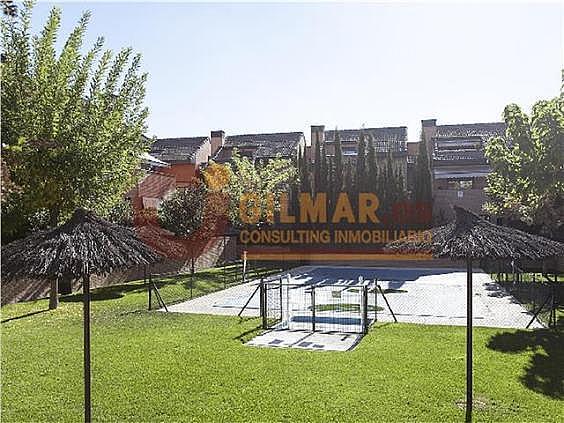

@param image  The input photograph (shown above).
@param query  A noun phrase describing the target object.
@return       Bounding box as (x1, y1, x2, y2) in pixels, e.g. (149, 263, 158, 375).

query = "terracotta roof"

(150, 137, 209, 163)
(432, 122, 506, 165)
(435, 122, 505, 140)
(214, 132, 304, 162)
(324, 127, 407, 152)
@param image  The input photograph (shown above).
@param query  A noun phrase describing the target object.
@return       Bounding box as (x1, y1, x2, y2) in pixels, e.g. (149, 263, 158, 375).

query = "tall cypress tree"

(314, 137, 322, 193)
(321, 145, 328, 194)
(383, 149, 395, 211)
(356, 130, 366, 192)
(366, 135, 377, 194)
(344, 164, 353, 193)
(299, 146, 311, 194)
(414, 132, 432, 204)
(327, 156, 334, 208)
(334, 128, 343, 193)
(395, 166, 406, 201)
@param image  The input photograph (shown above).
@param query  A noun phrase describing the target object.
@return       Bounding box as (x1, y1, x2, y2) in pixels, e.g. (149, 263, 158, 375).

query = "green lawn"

(2, 271, 562, 422)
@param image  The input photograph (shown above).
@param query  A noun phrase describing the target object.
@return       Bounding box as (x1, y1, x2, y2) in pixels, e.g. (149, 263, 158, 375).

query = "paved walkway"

(164, 266, 543, 329)
(246, 329, 362, 352)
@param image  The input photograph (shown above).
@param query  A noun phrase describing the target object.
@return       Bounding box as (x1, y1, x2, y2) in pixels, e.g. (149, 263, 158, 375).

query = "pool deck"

(163, 266, 544, 330)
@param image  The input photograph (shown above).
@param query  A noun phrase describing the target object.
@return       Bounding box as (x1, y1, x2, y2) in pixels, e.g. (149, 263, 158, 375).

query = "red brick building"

(150, 136, 213, 187)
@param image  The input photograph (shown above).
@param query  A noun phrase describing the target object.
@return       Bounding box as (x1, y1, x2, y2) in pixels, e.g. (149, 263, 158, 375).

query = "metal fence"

(147, 260, 283, 311)
(260, 277, 387, 334)
(495, 279, 562, 328)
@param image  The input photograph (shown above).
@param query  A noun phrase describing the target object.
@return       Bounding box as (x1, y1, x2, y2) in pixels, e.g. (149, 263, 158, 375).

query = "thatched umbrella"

(1, 208, 160, 422)
(387, 206, 563, 421)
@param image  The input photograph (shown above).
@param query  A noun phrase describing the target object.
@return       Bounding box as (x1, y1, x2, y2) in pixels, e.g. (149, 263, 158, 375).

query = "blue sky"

(32, 2, 562, 142)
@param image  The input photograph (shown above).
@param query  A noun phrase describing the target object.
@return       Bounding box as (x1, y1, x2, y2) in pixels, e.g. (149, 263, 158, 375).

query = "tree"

(1, 2, 150, 243)
(366, 135, 378, 194)
(334, 128, 344, 194)
(484, 89, 564, 238)
(414, 132, 433, 204)
(344, 165, 353, 193)
(159, 180, 206, 237)
(313, 138, 322, 193)
(299, 146, 311, 194)
(320, 144, 328, 194)
(224, 151, 297, 226)
(106, 199, 134, 227)
(158, 179, 208, 276)
(356, 130, 367, 192)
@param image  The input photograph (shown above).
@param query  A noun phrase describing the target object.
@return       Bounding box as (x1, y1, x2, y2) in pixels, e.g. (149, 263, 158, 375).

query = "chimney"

(421, 119, 437, 128)
(421, 119, 437, 158)
(210, 130, 225, 157)
(310, 125, 325, 156)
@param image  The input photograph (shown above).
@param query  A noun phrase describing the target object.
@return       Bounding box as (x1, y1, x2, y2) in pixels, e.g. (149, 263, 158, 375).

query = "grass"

(491, 273, 558, 283)
(2, 268, 563, 422)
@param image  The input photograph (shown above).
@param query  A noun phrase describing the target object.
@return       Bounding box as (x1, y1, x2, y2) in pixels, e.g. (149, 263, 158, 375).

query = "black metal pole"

(83, 274, 92, 423)
(190, 256, 195, 299)
(144, 266, 150, 311)
(311, 287, 316, 332)
(466, 258, 473, 423)
(374, 280, 378, 323)
(363, 284, 368, 334)
(279, 277, 283, 322)
(148, 271, 153, 310)
(260, 278, 267, 329)
(378, 285, 397, 323)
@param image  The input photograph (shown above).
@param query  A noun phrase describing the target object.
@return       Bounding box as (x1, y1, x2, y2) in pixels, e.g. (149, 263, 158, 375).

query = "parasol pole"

(466, 257, 473, 422)
(83, 273, 92, 423)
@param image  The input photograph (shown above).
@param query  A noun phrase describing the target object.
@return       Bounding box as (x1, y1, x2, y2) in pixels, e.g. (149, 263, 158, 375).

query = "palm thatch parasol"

(1, 208, 161, 423)
(387, 206, 563, 421)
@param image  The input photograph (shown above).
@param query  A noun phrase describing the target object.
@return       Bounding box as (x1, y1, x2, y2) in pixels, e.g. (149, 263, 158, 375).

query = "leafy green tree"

(158, 180, 206, 237)
(414, 132, 433, 204)
(106, 199, 134, 227)
(484, 90, 564, 237)
(1, 2, 150, 240)
(225, 151, 297, 226)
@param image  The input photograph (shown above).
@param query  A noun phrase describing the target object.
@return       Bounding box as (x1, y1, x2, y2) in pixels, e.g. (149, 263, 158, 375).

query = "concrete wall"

(194, 141, 212, 167)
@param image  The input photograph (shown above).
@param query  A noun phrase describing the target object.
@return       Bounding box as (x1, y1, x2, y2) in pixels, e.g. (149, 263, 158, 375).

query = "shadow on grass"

(60, 282, 147, 303)
(1, 308, 50, 323)
(233, 321, 263, 343)
(487, 328, 563, 399)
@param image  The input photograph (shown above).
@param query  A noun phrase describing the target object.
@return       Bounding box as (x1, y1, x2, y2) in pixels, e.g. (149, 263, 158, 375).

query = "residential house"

(420, 119, 506, 220)
(126, 153, 175, 211)
(150, 136, 212, 187)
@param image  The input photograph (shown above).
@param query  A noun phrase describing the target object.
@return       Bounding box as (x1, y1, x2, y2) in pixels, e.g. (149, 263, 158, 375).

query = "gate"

(260, 277, 377, 334)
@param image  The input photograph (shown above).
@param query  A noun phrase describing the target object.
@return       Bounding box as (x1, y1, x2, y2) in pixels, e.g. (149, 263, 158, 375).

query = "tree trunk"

(47, 209, 61, 309)
(49, 278, 59, 310)
(83, 274, 92, 423)
(466, 258, 473, 423)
